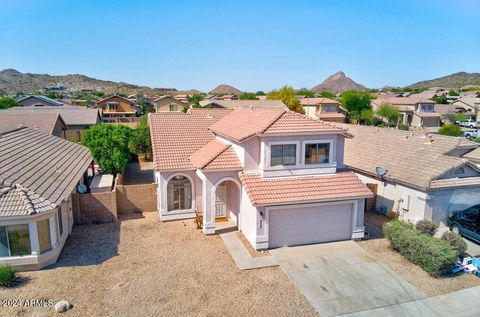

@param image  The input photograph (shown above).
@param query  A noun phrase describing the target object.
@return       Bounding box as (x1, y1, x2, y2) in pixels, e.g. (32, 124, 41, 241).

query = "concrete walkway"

(344, 286, 480, 317)
(220, 232, 278, 270)
(271, 241, 424, 316)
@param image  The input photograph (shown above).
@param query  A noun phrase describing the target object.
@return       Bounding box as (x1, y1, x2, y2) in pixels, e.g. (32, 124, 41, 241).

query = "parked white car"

(456, 119, 478, 128)
(463, 129, 478, 139)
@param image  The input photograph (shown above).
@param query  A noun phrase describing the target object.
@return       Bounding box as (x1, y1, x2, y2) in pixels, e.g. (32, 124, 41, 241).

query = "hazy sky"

(1, 0, 479, 91)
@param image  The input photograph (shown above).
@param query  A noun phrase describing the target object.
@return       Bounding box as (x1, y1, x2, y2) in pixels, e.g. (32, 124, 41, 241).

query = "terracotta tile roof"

(0, 127, 92, 214)
(189, 139, 229, 168)
(210, 108, 351, 142)
(262, 111, 352, 137)
(239, 171, 373, 206)
(209, 108, 285, 142)
(339, 124, 480, 190)
(149, 109, 232, 171)
(0, 112, 66, 134)
(201, 100, 287, 110)
(203, 147, 242, 171)
(300, 97, 339, 106)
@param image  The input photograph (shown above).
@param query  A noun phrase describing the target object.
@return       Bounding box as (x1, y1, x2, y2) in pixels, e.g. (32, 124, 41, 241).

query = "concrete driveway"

(270, 241, 425, 316)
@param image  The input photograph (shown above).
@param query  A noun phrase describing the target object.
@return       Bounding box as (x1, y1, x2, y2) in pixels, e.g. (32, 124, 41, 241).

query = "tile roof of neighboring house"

(318, 113, 346, 119)
(201, 99, 288, 110)
(429, 177, 480, 190)
(239, 171, 373, 206)
(413, 111, 442, 118)
(149, 109, 233, 171)
(153, 95, 187, 105)
(373, 96, 434, 107)
(95, 95, 136, 106)
(16, 95, 64, 106)
(0, 184, 57, 217)
(2, 107, 101, 126)
(0, 127, 92, 213)
(464, 148, 480, 162)
(300, 97, 339, 105)
(339, 124, 480, 190)
(210, 108, 351, 142)
(453, 97, 480, 109)
(0, 113, 67, 134)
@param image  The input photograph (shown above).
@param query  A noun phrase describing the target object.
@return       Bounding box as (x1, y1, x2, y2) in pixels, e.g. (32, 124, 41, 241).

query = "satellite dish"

(77, 184, 87, 194)
(375, 166, 387, 177)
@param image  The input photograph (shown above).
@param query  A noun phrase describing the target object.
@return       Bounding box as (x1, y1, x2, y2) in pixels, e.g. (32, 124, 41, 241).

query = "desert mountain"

(0, 68, 176, 95)
(209, 84, 242, 95)
(311, 71, 366, 94)
(406, 72, 480, 89)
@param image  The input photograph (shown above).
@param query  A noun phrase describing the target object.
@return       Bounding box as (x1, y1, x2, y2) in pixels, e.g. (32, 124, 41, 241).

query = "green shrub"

(441, 231, 467, 256)
(439, 124, 463, 137)
(383, 220, 457, 277)
(0, 265, 18, 287)
(415, 219, 438, 236)
(398, 123, 409, 130)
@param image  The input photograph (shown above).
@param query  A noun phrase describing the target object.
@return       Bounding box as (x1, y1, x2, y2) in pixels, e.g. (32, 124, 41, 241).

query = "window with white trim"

(305, 143, 330, 164)
(270, 144, 296, 166)
(0, 224, 31, 257)
(167, 176, 192, 211)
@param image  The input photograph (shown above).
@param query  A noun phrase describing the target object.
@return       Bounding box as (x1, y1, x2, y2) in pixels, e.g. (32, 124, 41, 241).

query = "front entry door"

(215, 183, 227, 218)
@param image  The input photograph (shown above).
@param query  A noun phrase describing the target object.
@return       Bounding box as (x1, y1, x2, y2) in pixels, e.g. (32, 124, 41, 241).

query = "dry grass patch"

(0, 213, 315, 317)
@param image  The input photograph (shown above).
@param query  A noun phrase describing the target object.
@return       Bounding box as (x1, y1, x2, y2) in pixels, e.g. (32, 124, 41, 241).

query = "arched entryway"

(212, 178, 241, 226)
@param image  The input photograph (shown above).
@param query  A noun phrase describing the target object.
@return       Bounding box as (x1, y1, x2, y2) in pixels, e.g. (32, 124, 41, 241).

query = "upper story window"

(419, 104, 434, 112)
(305, 143, 330, 164)
(321, 105, 338, 113)
(271, 144, 296, 166)
(107, 102, 118, 111)
(169, 104, 179, 112)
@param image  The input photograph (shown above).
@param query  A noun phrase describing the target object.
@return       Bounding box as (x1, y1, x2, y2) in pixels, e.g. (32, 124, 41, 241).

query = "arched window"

(167, 176, 192, 211)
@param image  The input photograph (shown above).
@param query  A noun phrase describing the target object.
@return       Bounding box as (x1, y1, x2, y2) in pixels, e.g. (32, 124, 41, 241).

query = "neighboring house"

(0, 113, 67, 138)
(340, 124, 480, 225)
(153, 96, 187, 112)
(0, 127, 93, 270)
(300, 97, 346, 123)
(372, 96, 441, 129)
(95, 95, 137, 123)
(452, 97, 479, 122)
(2, 106, 101, 141)
(199, 100, 288, 110)
(16, 95, 65, 107)
(149, 108, 372, 250)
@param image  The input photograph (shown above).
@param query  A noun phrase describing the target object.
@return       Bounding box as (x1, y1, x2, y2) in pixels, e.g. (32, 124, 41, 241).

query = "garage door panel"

(269, 204, 352, 248)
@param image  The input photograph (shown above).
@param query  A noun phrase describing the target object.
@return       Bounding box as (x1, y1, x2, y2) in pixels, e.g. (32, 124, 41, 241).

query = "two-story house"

(153, 96, 187, 112)
(149, 108, 372, 250)
(372, 96, 440, 129)
(300, 97, 346, 123)
(95, 95, 137, 123)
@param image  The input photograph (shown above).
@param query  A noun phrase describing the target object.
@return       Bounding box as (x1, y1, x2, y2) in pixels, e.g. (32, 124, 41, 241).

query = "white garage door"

(269, 204, 353, 248)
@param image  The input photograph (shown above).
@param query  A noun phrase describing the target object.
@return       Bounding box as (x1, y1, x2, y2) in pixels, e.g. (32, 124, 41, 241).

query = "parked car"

(447, 205, 480, 243)
(456, 118, 478, 128)
(463, 129, 478, 139)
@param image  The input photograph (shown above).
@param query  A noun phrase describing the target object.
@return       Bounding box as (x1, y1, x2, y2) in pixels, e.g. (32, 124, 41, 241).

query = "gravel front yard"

(0, 213, 316, 317)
